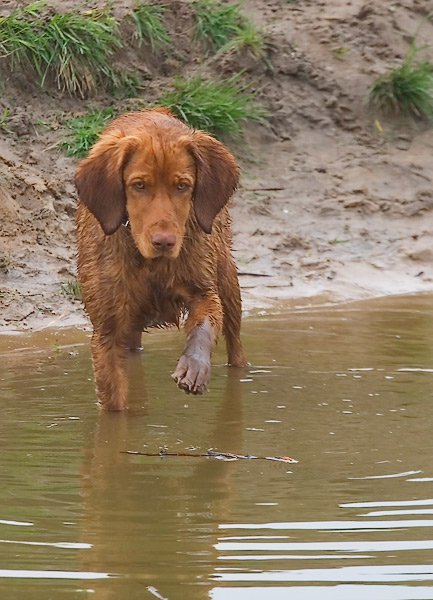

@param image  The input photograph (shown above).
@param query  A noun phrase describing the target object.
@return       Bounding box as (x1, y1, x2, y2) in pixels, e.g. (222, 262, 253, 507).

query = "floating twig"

(121, 449, 298, 463)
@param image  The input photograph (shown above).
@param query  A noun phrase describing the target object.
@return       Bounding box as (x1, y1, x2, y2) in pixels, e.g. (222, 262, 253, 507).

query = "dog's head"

(75, 108, 239, 259)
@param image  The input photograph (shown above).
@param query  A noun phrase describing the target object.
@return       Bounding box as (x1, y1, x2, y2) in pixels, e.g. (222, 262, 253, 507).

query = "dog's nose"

(151, 232, 177, 252)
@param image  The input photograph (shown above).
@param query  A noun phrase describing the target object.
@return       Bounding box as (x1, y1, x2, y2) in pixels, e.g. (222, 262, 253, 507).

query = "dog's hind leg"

(217, 254, 247, 368)
(125, 329, 143, 352)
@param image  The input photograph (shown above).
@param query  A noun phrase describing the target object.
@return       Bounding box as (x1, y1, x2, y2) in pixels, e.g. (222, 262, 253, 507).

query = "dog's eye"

(133, 180, 145, 190)
(177, 182, 188, 191)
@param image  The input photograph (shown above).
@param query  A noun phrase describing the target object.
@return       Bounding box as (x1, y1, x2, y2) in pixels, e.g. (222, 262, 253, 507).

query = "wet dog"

(75, 108, 246, 410)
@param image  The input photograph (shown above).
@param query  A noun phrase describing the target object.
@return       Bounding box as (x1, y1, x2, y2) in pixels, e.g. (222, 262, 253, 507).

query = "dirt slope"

(1, 0, 433, 330)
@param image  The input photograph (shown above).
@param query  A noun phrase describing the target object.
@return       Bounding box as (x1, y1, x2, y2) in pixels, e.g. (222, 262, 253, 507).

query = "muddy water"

(1, 294, 433, 600)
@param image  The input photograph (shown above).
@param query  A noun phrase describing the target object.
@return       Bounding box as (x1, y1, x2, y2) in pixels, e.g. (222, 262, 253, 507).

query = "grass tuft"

(0, 3, 122, 97)
(130, 2, 171, 51)
(111, 70, 145, 99)
(157, 74, 266, 138)
(59, 279, 82, 300)
(0, 253, 15, 273)
(58, 106, 116, 158)
(367, 45, 433, 122)
(192, 0, 248, 53)
(43, 8, 122, 96)
(0, 1, 44, 71)
(218, 21, 265, 57)
(333, 45, 350, 59)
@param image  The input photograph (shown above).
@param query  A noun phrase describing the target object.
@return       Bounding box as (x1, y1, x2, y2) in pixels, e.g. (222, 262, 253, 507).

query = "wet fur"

(75, 108, 246, 410)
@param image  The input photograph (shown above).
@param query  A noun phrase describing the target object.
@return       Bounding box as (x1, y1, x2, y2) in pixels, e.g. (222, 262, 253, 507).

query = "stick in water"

(121, 449, 298, 463)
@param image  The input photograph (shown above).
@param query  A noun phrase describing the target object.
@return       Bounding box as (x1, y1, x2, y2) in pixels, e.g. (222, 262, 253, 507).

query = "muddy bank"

(1, 0, 433, 332)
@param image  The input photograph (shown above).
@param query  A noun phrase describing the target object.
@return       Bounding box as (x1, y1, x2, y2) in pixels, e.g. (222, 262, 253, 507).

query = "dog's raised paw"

(172, 354, 210, 395)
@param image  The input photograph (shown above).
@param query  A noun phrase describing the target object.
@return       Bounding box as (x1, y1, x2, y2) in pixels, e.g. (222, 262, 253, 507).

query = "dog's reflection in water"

(79, 370, 244, 599)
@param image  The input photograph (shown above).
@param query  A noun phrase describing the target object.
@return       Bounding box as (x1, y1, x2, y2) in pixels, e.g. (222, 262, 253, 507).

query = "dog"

(75, 107, 246, 410)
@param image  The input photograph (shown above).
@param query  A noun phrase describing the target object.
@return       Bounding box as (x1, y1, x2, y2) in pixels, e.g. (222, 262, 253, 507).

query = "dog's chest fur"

(120, 229, 214, 328)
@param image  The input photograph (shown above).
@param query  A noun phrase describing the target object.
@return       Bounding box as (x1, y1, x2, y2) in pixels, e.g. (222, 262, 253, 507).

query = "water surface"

(1, 294, 433, 599)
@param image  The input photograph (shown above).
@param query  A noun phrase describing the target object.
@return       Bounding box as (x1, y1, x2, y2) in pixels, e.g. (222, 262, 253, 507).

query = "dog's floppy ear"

(188, 131, 239, 234)
(75, 132, 137, 235)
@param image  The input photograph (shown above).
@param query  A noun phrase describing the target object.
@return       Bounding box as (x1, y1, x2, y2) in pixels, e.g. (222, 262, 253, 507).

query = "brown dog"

(75, 107, 246, 410)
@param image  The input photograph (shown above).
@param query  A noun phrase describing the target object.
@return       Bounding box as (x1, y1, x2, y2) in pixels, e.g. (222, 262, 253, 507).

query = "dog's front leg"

(91, 329, 129, 410)
(172, 294, 223, 395)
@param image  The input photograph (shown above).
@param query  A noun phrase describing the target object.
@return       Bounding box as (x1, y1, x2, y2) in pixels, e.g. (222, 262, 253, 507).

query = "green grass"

(157, 75, 266, 138)
(0, 253, 15, 273)
(367, 45, 433, 122)
(0, 1, 42, 71)
(58, 106, 116, 158)
(0, 2, 123, 97)
(218, 20, 265, 57)
(130, 2, 171, 51)
(0, 107, 8, 127)
(111, 70, 145, 99)
(59, 279, 82, 300)
(333, 45, 350, 58)
(192, 0, 249, 53)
